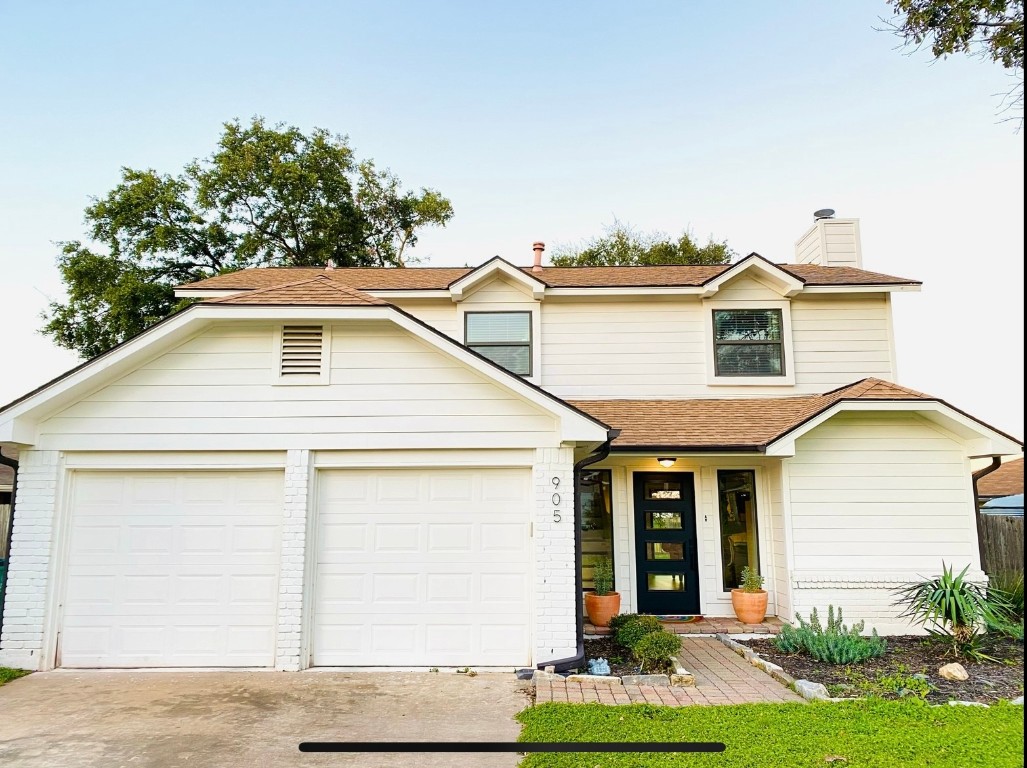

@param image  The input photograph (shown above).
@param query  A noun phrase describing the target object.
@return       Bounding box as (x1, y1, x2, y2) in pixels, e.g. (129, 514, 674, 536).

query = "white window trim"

(703, 299, 795, 386)
(457, 303, 541, 385)
(274, 323, 331, 385)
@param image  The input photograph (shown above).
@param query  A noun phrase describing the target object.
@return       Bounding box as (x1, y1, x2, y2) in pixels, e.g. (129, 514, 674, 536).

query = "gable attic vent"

(280, 325, 325, 377)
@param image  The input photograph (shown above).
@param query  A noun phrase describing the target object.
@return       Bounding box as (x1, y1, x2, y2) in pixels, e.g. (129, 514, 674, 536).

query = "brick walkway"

(585, 616, 785, 636)
(534, 638, 803, 707)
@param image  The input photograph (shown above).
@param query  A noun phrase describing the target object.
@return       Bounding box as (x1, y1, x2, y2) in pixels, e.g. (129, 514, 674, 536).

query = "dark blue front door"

(633, 472, 700, 615)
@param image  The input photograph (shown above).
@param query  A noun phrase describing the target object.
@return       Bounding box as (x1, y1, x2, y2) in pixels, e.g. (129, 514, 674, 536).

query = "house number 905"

(552, 476, 562, 522)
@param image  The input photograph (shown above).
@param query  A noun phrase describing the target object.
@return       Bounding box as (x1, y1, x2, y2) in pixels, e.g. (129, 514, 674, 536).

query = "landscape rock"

(794, 680, 830, 700)
(938, 663, 969, 681)
(565, 674, 622, 685)
(948, 700, 988, 708)
(670, 672, 695, 686)
(621, 674, 670, 686)
(1010, 696, 1024, 705)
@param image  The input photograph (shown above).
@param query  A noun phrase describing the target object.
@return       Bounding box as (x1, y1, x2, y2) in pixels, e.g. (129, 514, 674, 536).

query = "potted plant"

(584, 557, 621, 627)
(731, 566, 768, 624)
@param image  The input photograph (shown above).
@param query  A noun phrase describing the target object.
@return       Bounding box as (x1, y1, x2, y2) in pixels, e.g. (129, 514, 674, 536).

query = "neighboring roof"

(570, 378, 964, 451)
(978, 457, 1024, 498)
(981, 494, 1024, 517)
(177, 262, 921, 292)
(0, 462, 12, 489)
(206, 274, 387, 306)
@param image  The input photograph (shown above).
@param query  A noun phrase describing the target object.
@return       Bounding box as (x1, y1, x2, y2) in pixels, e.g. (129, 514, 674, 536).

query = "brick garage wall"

(533, 446, 576, 664)
(276, 449, 310, 671)
(0, 450, 60, 671)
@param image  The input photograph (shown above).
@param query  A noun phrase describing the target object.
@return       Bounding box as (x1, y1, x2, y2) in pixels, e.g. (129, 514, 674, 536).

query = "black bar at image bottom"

(299, 741, 726, 753)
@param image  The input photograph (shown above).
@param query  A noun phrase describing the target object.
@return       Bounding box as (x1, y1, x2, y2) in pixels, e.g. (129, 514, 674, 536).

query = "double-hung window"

(464, 311, 532, 376)
(712, 309, 785, 377)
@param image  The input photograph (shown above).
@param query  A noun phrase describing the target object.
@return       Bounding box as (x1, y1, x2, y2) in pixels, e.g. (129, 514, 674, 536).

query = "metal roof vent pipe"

(532, 241, 545, 273)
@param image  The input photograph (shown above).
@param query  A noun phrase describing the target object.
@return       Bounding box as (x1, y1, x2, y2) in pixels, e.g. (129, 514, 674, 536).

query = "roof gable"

(700, 253, 804, 298)
(208, 274, 386, 306)
(570, 378, 1022, 457)
(0, 301, 609, 447)
(448, 256, 547, 301)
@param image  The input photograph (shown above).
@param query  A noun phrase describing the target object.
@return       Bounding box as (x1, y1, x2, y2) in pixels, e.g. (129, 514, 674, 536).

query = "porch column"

(533, 446, 576, 664)
(275, 448, 311, 671)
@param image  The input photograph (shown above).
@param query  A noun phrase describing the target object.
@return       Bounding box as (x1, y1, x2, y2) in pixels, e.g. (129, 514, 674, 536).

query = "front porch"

(585, 616, 785, 637)
(579, 454, 788, 625)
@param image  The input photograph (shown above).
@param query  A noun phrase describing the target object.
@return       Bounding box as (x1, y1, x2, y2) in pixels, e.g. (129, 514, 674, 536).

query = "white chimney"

(794, 210, 862, 269)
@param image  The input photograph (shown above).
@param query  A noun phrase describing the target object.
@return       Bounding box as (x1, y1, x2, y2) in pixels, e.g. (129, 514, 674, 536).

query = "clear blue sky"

(1, 1, 1023, 436)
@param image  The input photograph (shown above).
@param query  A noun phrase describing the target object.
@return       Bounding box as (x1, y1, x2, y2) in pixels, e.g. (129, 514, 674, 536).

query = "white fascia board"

(544, 286, 705, 297)
(365, 290, 449, 299)
(802, 284, 921, 294)
(700, 255, 804, 298)
(765, 400, 1023, 457)
(449, 258, 547, 301)
(174, 289, 247, 298)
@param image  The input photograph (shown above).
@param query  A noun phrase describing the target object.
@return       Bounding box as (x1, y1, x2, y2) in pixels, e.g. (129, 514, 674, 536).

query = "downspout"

(0, 450, 17, 642)
(971, 456, 1003, 573)
(538, 429, 619, 672)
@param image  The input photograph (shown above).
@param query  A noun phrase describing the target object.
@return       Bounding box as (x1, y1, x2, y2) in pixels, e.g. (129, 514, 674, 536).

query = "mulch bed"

(741, 634, 1024, 705)
(583, 637, 641, 676)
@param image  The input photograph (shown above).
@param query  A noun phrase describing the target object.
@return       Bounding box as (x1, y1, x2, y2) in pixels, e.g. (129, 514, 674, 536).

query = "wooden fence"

(980, 514, 1024, 576)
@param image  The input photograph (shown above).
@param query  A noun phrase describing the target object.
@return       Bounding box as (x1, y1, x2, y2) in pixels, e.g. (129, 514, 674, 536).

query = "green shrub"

(773, 605, 887, 665)
(608, 613, 642, 634)
(894, 562, 1012, 661)
(615, 615, 664, 650)
(592, 557, 614, 597)
(633, 630, 682, 672)
(989, 571, 1024, 619)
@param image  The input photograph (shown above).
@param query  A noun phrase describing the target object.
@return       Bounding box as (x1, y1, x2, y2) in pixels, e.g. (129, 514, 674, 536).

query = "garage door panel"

(61, 470, 283, 668)
(313, 467, 531, 667)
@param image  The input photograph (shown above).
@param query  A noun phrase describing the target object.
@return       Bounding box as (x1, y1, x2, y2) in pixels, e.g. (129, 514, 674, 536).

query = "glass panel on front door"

(633, 472, 699, 615)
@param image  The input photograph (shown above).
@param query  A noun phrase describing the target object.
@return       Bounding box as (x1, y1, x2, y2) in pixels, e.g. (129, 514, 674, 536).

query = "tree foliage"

(43, 117, 454, 358)
(883, 0, 1024, 121)
(549, 220, 732, 267)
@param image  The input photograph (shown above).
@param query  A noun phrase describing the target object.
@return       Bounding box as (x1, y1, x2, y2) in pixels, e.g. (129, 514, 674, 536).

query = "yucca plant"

(893, 562, 1012, 661)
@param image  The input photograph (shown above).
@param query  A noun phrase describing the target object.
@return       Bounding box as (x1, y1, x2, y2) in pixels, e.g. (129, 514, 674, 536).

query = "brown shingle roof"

(978, 457, 1024, 498)
(570, 378, 931, 450)
(179, 262, 920, 292)
(206, 275, 387, 306)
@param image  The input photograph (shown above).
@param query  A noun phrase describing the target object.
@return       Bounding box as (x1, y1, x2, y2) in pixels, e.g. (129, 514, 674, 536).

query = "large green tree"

(43, 118, 454, 358)
(882, 0, 1024, 122)
(549, 221, 733, 267)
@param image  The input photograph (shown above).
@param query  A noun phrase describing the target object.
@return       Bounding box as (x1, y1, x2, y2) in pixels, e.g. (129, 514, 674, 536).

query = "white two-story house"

(0, 214, 1020, 672)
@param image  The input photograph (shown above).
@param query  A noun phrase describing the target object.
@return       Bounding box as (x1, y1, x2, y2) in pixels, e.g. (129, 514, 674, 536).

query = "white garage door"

(313, 467, 532, 667)
(61, 470, 283, 668)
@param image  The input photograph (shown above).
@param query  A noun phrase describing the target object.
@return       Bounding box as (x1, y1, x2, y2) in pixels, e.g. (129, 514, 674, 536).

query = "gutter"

(537, 430, 620, 672)
(0, 450, 17, 641)
(971, 457, 1004, 572)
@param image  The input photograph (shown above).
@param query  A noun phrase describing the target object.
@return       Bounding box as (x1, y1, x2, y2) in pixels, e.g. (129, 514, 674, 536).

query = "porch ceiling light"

(657, 457, 677, 468)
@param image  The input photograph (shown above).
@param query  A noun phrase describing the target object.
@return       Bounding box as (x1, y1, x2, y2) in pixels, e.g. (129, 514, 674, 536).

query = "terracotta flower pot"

(584, 592, 622, 628)
(731, 589, 768, 624)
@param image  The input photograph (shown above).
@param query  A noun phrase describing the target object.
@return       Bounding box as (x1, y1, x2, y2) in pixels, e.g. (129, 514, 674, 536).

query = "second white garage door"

(312, 467, 532, 667)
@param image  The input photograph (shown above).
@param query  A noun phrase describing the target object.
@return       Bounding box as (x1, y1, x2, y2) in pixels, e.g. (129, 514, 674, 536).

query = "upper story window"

(464, 311, 532, 375)
(713, 309, 785, 377)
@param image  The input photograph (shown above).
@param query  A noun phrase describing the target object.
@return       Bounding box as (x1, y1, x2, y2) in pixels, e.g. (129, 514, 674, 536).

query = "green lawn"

(0, 667, 30, 686)
(517, 699, 1024, 768)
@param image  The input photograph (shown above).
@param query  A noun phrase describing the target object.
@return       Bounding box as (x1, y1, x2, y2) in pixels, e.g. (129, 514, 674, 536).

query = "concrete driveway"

(0, 670, 530, 768)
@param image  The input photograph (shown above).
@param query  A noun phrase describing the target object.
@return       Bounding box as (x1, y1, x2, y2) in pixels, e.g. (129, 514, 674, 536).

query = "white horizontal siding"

(37, 320, 558, 451)
(785, 411, 980, 633)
